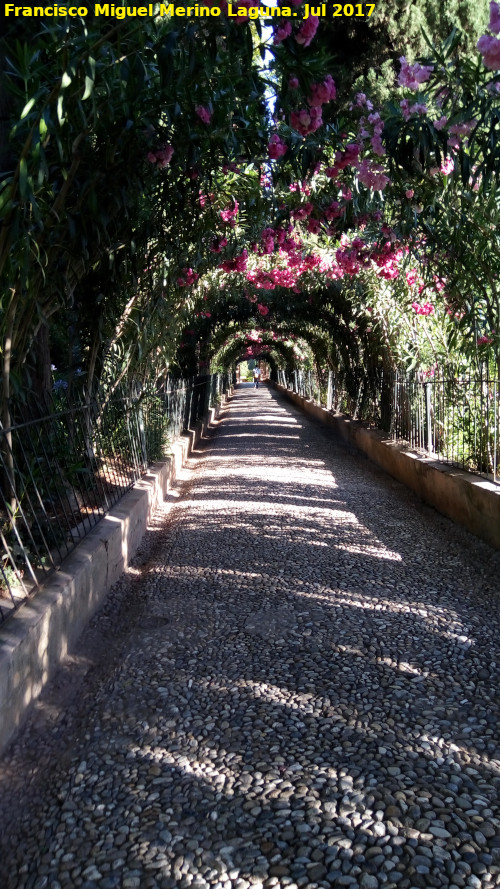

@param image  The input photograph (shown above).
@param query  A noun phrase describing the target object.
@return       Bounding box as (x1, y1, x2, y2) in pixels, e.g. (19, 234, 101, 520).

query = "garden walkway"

(1, 383, 500, 889)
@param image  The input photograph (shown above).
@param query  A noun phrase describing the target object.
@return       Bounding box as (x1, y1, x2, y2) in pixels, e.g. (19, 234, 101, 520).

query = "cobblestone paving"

(1, 383, 500, 889)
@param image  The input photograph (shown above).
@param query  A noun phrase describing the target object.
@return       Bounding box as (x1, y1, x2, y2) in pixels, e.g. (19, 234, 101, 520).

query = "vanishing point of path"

(1, 383, 500, 889)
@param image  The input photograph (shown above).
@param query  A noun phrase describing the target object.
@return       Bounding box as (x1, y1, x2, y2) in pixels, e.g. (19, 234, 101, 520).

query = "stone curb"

(270, 382, 500, 551)
(0, 399, 226, 755)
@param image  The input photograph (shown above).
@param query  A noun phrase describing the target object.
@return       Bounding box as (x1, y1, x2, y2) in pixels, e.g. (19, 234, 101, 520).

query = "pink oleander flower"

(477, 33, 500, 69)
(257, 304, 270, 316)
(411, 301, 435, 316)
(290, 106, 323, 136)
(477, 334, 494, 345)
(309, 75, 336, 106)
(420, 367, 437, 380)
(147, 144, 174, 168)
(371, 243, 404, 280)
(440, 156, 454, 175)
(410, 102, 428, 115)
(195, 105, 212, 125)
(209, 236, 228, 253)
(291, 201, 314, 221)
(446, 120, 476, 146)
(398, 56, 434, 89)
(295, 15, 319, 47)
(357, 158, 391, 191)
(268, 134, 288, 159)
(177, 267, 199, 287)
(260, 227, 276, 254)
(274, 21, 292, 43)
(371, 134, 385, 155)
(289, 76, 299, 89)
(307, 218, 322, 234)
(490, 1, 500, 33)
(335, 246, 361, 277)
(433, 116, 448, 131)
(351, 92, 373, 111)
(220, 248, 247, 273)
(157, 145, 174, 165)
(324, 200, 342, 222)
(400, 99, 411, 121)
(405, 189, 414, 199)
(220, 201, 239, 224)
(335, 143, 361, 169)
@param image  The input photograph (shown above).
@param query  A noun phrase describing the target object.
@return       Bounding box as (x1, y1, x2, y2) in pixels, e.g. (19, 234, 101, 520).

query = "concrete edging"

(0, 399, 225, 755)
(270, 382, 500, 551)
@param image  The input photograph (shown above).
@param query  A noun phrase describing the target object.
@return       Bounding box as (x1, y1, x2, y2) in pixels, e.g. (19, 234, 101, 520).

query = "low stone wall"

(271, 383, 500, 552)
(0, 400, 226, 756)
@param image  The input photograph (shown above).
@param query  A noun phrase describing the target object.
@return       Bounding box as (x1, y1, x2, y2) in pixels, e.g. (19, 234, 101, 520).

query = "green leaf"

(21, 97, 36, 119)
(0, 181, 13, 216)
(57, 95, 65, 125)
(82, 75, 94, 101)
(19, 158, 28, 200)
(61, 71, 72, 88)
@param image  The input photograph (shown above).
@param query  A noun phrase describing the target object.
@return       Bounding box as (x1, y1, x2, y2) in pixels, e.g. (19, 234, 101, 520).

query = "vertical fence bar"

(494, 380, 498, 482)
(424, 383, 432, 453)
(326, 371, 333, 412)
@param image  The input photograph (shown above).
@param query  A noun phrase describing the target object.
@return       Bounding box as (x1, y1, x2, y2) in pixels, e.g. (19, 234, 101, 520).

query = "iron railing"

(276, 368, 500, 485)
(0, 373, 231, 623)
(391, 371, 498, 481)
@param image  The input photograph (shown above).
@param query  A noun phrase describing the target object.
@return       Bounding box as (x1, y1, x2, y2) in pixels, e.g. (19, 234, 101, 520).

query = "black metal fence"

(276, 367, 499, 485)
(0, 372, 231, 623)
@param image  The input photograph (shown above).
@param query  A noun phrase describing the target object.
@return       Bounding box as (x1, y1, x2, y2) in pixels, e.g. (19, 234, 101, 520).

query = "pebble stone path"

(1, 383, 500, 889)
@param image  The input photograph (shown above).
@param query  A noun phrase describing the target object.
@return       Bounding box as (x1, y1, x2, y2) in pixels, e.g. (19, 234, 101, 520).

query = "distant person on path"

(253, 366, 261, 389)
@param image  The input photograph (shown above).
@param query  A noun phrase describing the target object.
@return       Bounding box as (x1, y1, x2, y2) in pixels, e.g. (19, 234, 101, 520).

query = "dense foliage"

(0, 0, 499, 428)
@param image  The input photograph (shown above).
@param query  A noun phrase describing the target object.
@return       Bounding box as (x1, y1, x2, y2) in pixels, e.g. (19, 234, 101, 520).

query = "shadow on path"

(1, 383, 499, 889)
